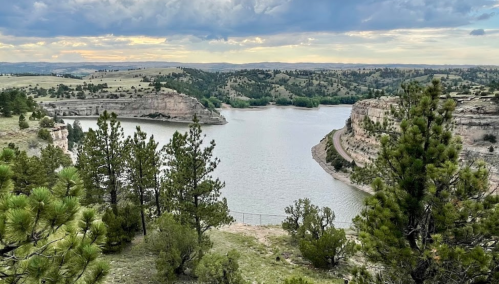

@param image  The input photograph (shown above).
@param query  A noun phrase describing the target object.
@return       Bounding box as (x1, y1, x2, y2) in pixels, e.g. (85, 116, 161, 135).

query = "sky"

(0, 0, 498, 64)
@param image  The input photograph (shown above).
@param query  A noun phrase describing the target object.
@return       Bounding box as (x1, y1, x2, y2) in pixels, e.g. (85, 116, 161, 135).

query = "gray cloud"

(470, 29, 486, 36)
(0, 0, 496, 38)
(477, 12, 496, 20)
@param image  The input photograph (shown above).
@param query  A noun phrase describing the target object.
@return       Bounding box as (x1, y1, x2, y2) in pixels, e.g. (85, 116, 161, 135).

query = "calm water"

(66, 106, 367, 226)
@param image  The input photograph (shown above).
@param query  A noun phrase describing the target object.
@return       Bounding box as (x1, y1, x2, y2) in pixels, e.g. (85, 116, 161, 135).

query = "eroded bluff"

(41, 93, 227, 125)
(342, 96, 499, 186)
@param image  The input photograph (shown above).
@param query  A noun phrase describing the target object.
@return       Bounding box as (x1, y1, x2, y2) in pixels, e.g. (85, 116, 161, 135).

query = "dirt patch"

(220, 223, 287, 247)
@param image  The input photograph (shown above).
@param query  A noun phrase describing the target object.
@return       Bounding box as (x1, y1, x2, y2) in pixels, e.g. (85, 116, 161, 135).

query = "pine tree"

(77, 111, 125, 210)
(163, 116, 234, 256)
(126, 126, 155, 235)
(0, 161, 108, 283)
(352, 80, 499, 283)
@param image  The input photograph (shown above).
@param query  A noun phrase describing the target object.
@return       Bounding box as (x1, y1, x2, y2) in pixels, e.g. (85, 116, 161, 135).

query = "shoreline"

(59, 115, 227, 125)
(311, 135, 373, 195)
(220, 103, 353, 111)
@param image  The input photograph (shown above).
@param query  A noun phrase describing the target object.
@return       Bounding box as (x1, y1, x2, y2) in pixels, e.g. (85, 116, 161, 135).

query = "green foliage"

(0, 164, 108, 283)
(163, 116, 234, 257)
(248, 97, 271, 106)
(299, 227, 355, 269)
(195, 249, 244, 284)
(40, 144, 73, 186)
(146, 214, 199, 282)
(292, 97, 319, 108)
(11, 151, 47, 194)
(102, 203, 141, 253)
(125, 126, 161, 235)
(0, 148, 16, 163)
(77, 111, 125, 207)
(275, 97, 292, 106)
(352, 80, 499, 283)
(67, 120, 85, 150)
(0, 89, 35, 117)
(39, 116, 55, 128)
(18, 114, 29, 129)
(282, 199, 354, 268)
(325, 132, 351, 172)
(229, 98, 250, 108)
(284, 276, 315, 284)
(484, 133, 497, 143)
(37, 128, 53, 142)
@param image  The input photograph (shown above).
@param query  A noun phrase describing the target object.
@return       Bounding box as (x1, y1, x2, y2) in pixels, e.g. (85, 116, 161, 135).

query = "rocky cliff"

(41, 93, 227, 125)
(50, 124, 69, 153)
(341, 96, 499, 187)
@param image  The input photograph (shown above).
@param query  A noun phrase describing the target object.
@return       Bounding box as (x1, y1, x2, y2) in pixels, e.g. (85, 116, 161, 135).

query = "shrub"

(484, 134, 497, 143)
(146, 214, 199, 282)
(37, 128, 53, 143)
(299, 227, 356, 268)
(195, 249, 243, 284)
(282, 199, 355, 268)
(19, 120, 29, 129)
(39, 117, 55, 128)
(284, 277, 315, 284)
(102, 203, 141, 253)
(275, 97, 292, 106)
(489, 146, 494, 152)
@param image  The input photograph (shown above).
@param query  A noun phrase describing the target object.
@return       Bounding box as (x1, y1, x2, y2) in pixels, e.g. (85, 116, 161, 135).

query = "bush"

(299, 227, 355, 268)
(229, 99, 250, 108)
(275, 97, 292, 106)
(146, 214, 199, 282)
(102, 203, 141, 253)
(19, 120, 29, 129)
(37, 128, 53, 143)
(39, 117, 55, 128)
(489, 146, 494, 152)
(484, 134, 497, 143)
(195, 250, 243, 284)
(292, 97, 318, 108)
(282, 199, 355, 268)
(284, 277, 315, 284)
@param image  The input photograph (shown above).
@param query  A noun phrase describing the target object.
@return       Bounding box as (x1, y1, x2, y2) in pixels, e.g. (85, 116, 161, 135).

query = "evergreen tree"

(11, 151, 47, 195)
(126, 126, 155, 235)
(163, 116, 234, 257)
(40, 144, 73, 186)
(352, 80, 499, 283)
(18, 114, 29, 129)
(77, 111, 125, 210)
(0, 162, 108, 284)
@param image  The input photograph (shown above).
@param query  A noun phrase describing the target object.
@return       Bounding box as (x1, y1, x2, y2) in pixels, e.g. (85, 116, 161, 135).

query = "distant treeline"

(4, 73, 83, 79)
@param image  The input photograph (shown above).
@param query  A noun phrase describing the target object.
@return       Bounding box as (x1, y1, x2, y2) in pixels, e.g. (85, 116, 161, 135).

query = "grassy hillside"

(1, 67, 498, 109)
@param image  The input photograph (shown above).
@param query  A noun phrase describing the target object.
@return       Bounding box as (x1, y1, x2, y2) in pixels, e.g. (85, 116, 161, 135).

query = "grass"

(103, 226, 346, 284)
(0, 114, 46, 152)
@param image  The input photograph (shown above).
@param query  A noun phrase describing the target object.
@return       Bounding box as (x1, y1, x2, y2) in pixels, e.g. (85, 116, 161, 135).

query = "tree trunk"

(140, 187, 147, 236)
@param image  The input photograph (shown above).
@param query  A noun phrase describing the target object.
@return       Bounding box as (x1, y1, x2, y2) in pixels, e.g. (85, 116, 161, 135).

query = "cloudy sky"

(0, 0, 498, 64)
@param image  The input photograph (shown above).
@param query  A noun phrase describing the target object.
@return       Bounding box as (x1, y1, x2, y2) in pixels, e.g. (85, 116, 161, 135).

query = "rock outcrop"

(50, 124, 69, 153)
(41, 93, 227, 125)
(341, 96, 499, 187)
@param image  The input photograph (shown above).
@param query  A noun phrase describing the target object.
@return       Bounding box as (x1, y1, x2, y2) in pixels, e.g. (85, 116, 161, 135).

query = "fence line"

(229, 210, 354, 228)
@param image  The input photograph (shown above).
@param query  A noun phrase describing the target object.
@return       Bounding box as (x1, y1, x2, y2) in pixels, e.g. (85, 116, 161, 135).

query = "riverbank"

(312, 133, 373, 195)
(220, 102, 353, 110)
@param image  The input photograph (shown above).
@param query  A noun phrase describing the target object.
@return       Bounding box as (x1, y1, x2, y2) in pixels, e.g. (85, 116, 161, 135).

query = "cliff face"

(50, 125, 69, 153)
(342, 96, 499, 186)
(41, 93, 227, 125)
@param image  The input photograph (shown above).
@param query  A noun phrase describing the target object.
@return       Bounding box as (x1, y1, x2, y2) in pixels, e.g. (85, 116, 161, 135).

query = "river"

(66, 106, 368, 227)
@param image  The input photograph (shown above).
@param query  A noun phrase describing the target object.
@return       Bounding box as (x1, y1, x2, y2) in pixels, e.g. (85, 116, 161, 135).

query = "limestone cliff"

(41, 93, 227, 125)
(50, 124, 69, 153)
(341, 96, 499, 186)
